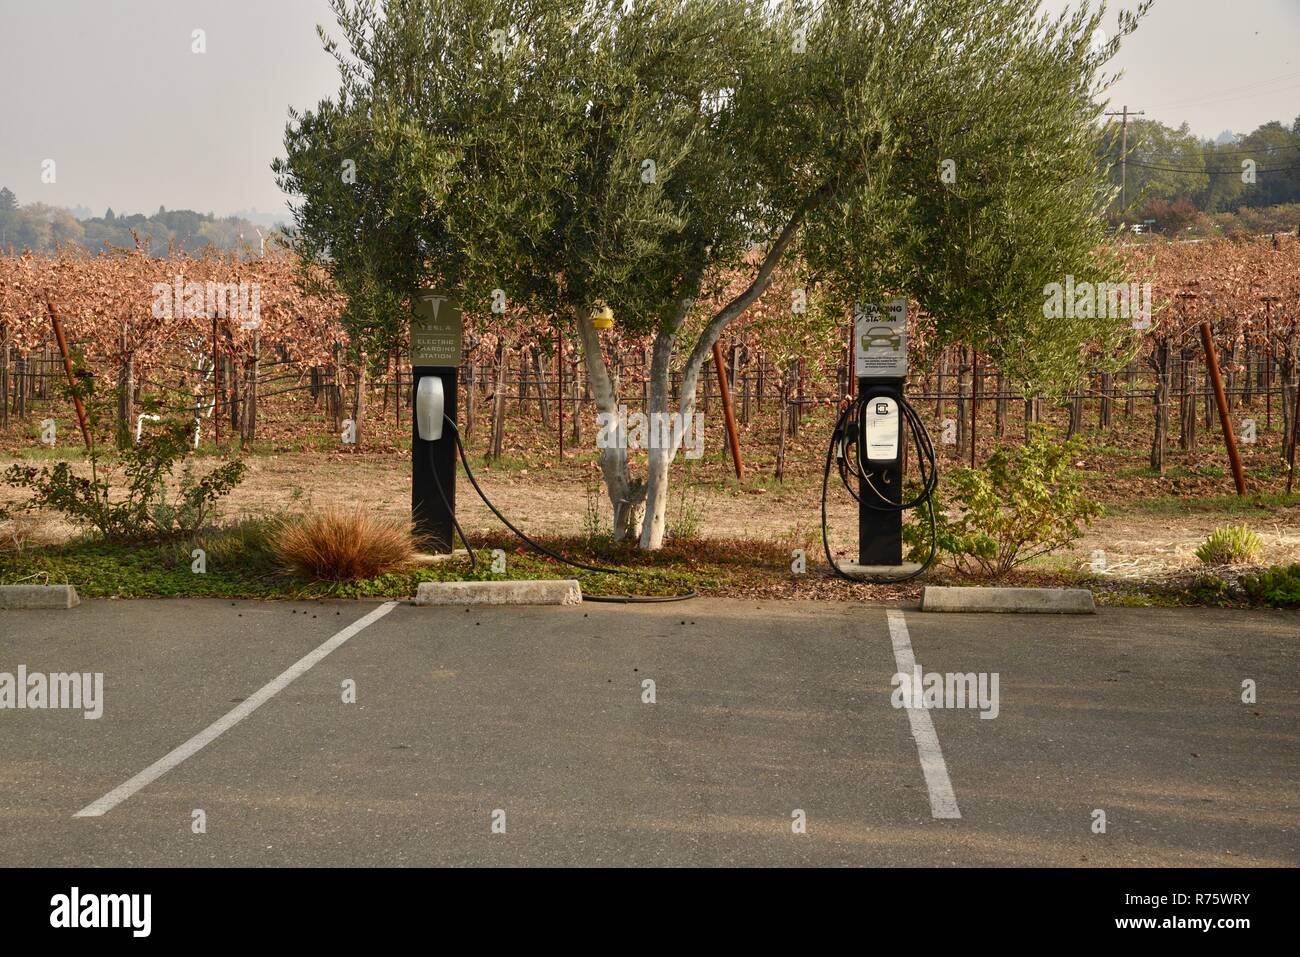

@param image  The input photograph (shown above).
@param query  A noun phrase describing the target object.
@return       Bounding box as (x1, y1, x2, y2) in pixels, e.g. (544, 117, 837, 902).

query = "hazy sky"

(1, 0, 1297, 220)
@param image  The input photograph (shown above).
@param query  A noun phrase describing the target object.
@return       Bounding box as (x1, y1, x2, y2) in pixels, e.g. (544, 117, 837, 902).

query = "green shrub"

(904, 428, 1101, 579)
(1194, 523, 1263, 565)
(3, 422, 245, 541)
(1241, 563, 1300, 608)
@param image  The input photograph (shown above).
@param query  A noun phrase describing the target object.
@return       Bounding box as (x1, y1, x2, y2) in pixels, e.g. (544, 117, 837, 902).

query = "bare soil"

(4, 446, 1298, 581)
(3, 391, 1299, 580)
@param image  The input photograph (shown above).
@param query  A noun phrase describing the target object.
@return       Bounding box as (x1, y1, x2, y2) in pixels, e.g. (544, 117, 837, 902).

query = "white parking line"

(886, 609, 961, 820)
(74, 601, 399, 818)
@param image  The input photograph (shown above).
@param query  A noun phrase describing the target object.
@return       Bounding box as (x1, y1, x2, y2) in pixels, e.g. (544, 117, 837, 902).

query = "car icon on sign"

(861, 326, 902, 353)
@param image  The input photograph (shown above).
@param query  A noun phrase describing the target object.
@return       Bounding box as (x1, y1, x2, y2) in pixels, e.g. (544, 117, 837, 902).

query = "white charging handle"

(864, 397, 900, 462)
(416, 376, 444, 441)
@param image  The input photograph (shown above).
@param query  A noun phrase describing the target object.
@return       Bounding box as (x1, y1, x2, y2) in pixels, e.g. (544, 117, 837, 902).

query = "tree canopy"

(277, 0, 1146, 547)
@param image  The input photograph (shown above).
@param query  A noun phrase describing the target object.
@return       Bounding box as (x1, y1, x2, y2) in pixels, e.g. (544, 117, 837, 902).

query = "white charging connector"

(863, 397, 900, 462)
(415, 376, 444, 441)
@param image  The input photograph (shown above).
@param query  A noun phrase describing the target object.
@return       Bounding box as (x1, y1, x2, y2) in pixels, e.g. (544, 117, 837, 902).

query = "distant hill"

(0, 187, 286, 257)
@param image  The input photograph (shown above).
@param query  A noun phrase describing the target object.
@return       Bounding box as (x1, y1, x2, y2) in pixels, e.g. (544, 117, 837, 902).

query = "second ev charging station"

(822, 298, 938, 582)
(856, 300, 909, 568)
(411, 289, 462, 553)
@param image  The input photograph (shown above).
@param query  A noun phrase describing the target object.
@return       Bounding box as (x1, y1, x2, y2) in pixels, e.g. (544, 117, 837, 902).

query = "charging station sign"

(854, 299, 907, 378)
(411, 290, 463, 367)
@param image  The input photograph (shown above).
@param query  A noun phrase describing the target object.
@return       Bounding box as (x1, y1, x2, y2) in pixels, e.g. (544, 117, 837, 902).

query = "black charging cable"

(438, 415, 696, 603)
(427, 443, 477, 571)
(821, 390, 939, 583)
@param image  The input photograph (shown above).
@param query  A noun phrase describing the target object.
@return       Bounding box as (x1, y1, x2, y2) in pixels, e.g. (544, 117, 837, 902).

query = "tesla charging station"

(823, 298, 938, 581)
(411, 289, 462, 553)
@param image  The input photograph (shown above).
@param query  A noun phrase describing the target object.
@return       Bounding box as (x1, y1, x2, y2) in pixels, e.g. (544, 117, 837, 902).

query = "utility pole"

(1105, 105, 1144, 215)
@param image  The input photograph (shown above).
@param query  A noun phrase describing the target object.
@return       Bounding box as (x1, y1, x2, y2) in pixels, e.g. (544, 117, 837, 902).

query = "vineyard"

(2, 236, 1299, 492)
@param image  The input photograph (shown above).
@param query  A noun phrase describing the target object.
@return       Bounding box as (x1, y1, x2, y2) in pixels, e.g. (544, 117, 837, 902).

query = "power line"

(1147, 68, 1300, 111)
(1127, 161, 1300, 174)
(1144, 141, 1300, 157)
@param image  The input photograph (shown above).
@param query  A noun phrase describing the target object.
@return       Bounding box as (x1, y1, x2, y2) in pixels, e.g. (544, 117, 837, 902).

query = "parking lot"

(1, 599, 1296, 866)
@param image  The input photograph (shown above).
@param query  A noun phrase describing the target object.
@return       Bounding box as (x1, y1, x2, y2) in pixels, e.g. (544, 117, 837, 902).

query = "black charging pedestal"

(841, 369, 935, 582)
(856, 376, 906, 567)
(411, 366, 458, 553)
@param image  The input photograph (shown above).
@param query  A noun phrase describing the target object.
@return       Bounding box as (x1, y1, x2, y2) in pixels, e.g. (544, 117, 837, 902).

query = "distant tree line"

(1105, 115, 1300, 234)
(0, 187, 281, 256)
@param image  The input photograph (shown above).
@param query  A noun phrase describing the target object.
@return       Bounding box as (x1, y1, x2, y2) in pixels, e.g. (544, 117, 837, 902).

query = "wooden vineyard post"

(1288, 377, 1300, 496)
(47, 301, 92, 449)
(557, 330, 564, 459)
(212, 315, 220, 446)
(1200, 322, 1247, 496)
(713, 339, 744, 480)
(970, 349, 979, 468)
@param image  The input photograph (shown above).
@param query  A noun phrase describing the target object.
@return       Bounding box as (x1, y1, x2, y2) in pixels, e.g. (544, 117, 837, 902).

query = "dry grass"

(270, 506, 416, 581)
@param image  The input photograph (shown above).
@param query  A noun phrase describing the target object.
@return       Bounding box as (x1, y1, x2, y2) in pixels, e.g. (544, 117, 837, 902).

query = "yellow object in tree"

(591, 304, 614, 330)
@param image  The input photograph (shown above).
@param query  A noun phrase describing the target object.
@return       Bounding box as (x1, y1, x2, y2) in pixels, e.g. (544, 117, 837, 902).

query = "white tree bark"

(573, 305, 643, 540)
(638, 210, 808, 549)
(638, 319, 682, 549)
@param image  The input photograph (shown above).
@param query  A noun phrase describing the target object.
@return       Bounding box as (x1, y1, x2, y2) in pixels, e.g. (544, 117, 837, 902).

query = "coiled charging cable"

(820, 390, 939, 583)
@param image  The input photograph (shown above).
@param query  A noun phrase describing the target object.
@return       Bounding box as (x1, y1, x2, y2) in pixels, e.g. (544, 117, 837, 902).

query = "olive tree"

(277, 0, 1144, 548)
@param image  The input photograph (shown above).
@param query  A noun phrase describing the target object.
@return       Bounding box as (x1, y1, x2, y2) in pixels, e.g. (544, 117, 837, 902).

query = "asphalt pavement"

(0, 599, 1295, 866)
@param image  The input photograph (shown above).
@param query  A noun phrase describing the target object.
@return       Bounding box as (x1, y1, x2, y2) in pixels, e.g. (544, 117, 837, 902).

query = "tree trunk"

(488, 341, 510, 461)
(955, 348, 969, 458)
(1242, 340, 1254, 406)
(569, 358, 581, 445)
(1179, 354, 1196, 451)
(572, 309, 642, 542)
(994, 372, 1007, 438)
(352, 356, 366, 449)
(464, 358, 476, 438)
(533, 348, 550, 429)
(935, 347, 948, 418)
(1099, 371, 1112, 429)
(1066, 391, 1083, 440)
(241, 333, 259, 444)
(0, 324, 9, 428)
(1150, 341, 1170, 474)
(775, 374, 789, 482)
(740, 345, 751, 425)
(1023, 395, 1039, 442)
(1282, 355, 1297, 455)
(1203, 365, 1213, 431)
(229, 353, 242, 432)
(116, 327, 134, 450)
(639, 326, 678, 550)
(14, 355, 26, 419)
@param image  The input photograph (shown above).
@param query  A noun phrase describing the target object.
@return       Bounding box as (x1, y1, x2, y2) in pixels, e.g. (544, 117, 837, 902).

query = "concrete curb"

(839, 561, 923, 581)
(413, 550, 470, 565)
(920, 585, 1094, 614)
(415, 579, 582, 606)
(0, 585, 80, 609)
